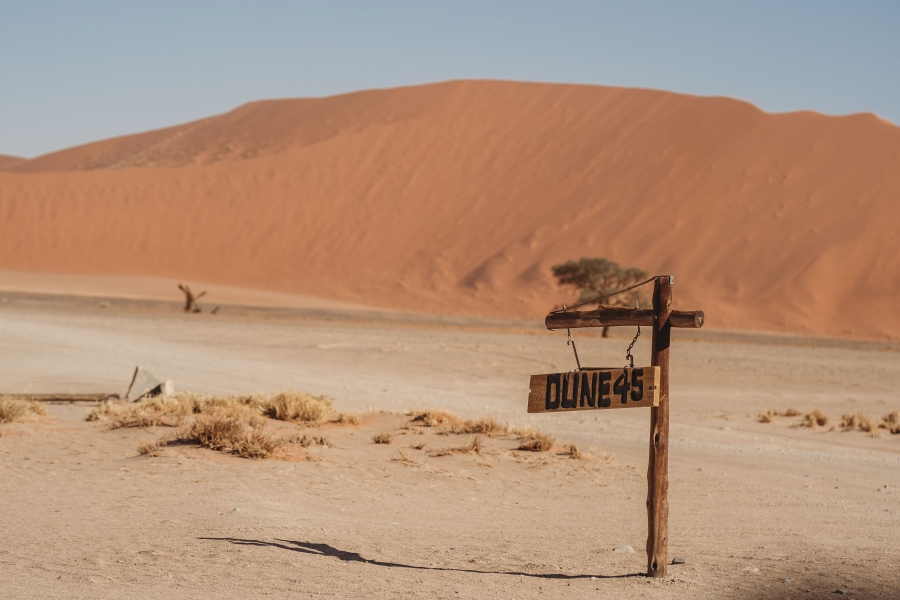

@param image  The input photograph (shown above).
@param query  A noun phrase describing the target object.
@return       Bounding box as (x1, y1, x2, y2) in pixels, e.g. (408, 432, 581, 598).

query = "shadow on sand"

(199, 537, 644, 581)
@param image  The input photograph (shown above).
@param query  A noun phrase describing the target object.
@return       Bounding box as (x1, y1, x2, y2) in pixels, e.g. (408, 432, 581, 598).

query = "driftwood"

(178, 284, 207, 313)
(6, 393, 120, 403)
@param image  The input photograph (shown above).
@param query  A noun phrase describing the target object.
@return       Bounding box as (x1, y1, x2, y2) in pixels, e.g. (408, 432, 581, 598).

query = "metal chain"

(624, 300, 641, 369)
(563, 304, 583, 371)
(625, 326, 640, 369)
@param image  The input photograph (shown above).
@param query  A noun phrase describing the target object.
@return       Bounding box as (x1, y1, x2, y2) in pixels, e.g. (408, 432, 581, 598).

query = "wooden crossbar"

(545, 306, 704, 330)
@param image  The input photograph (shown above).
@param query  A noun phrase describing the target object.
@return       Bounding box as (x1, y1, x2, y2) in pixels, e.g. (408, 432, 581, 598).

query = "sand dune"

(0, 154, 24, 170)
(1, 80, 899, 339)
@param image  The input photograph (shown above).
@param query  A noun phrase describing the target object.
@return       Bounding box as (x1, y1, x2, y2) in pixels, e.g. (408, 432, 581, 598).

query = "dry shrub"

(840, 413, 874, 432)
(518, 433, 555, 452)
(176, 414, 281, 459)
(334, 412, 360, 425)
(86, 400, 122, 422)
(760, 408, 801, 423)
(137, 439, 167, 456)
(103, 395, 195, 429)
(391, 451, 420, 466)
(261, 392, 332, 424)
(881, 411, 900, 434)
(452, 417, 507, 436)
(411, 409, 460, 427)
(0, 397, 46, 423)
(801, 410, 828, 428)
(510, 425, 555, 452)
(290, 434, 330, 448)
(372, 432, 393, 444)
(433, 435, 483, 456)
(566, 444, 583, 459)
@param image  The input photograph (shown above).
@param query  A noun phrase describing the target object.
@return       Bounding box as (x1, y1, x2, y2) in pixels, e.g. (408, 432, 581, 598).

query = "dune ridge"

(0, 154, 25, 170)
(1, 80, 899, 339)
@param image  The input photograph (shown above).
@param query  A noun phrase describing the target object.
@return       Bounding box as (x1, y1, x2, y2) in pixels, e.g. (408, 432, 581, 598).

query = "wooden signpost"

(531, 276, 704, 578)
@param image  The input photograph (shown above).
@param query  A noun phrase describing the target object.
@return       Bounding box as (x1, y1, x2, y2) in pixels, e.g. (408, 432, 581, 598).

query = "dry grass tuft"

(137, 439, 167, 456)
(101, 395, 196, 429)
(260, 392, 332, 424)
(840, 412, 874, 432)
(0, 397, 46, 423)
(451, 417, 507, 437)
(334, 412, 360, 426)
(511, 426, 556, 452)
(881, 410, 900, 434)
(759, 408, 802, 423)
(372, 432, 393, 444)
(176, 414, 282, 459)
(290, 434, 330, 448)
(433, 435, 483, 456)
(410, 409, 461, 427)
(86, 400, 122, 422)
(566, 444, 583, 459)
(800, 409, 829, 428)
(518, 433, 555, 452)
(391, 451, 421, 466)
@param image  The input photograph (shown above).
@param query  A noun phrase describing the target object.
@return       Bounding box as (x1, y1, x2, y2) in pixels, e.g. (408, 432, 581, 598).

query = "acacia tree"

(551, 257, 648, 337)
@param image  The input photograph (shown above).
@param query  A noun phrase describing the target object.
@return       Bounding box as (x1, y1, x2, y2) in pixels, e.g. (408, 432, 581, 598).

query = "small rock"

(835, 590, 848, 595)
(125, 366, 167, 402)
(613, 545, 634, 553)
(672, 557, 686, 565)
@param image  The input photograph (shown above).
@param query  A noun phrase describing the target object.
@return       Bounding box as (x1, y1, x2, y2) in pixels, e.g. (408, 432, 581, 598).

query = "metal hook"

(567, 328, 582, 371)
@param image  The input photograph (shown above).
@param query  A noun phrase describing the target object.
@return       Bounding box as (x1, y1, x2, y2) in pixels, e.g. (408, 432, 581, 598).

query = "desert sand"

(1, 293, 899, 598)
(1, 80, 899, 340)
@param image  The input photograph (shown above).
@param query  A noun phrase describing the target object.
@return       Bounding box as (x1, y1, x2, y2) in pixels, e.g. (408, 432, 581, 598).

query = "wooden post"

(646, 275, 672, 577)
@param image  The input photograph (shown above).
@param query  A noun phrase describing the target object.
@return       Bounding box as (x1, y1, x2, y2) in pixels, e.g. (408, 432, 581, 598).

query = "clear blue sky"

(2, 0, 898, 158)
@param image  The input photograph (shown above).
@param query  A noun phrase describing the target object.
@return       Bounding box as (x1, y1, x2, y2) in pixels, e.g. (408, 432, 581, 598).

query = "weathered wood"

(646, 276, 671, 578)
(6, 393, 120, 403)
(545, 306, 703, 330)
(527, 367, 660, 413)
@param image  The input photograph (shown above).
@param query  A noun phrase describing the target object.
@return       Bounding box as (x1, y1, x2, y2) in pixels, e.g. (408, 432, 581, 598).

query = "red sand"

(1, 80, 898, 339)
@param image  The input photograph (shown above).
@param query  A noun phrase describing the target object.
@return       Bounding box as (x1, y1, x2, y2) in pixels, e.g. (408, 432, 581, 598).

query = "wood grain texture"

(527, 367, 660, 413)
(646, 277, 671, 578)
(545, 307, 703, 330)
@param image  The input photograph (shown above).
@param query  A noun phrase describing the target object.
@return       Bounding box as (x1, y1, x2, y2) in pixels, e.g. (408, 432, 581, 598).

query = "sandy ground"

(1, 293, 899, 599)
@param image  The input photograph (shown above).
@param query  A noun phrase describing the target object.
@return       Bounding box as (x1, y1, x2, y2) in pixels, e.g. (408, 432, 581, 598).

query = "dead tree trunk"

(178, 284, 207, 313)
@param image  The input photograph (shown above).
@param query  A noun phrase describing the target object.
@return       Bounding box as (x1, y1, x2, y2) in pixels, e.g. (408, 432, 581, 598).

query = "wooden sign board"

(528, 367, 661, 414)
